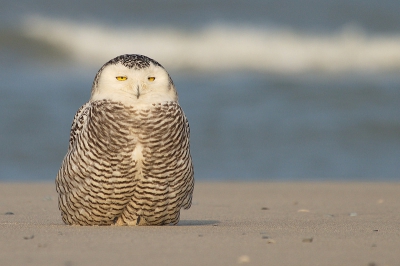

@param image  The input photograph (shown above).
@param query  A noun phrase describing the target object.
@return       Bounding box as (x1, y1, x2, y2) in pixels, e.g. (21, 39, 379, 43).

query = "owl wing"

(181, 114, 194, 209)
(67, 102, 91, 150)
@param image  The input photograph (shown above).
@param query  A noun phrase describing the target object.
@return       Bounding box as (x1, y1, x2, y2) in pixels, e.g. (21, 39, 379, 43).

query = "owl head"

(90, 54, 178, 105)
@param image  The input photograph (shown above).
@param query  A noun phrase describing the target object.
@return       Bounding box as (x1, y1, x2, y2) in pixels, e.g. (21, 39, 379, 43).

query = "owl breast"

(56, 100, 194, 226)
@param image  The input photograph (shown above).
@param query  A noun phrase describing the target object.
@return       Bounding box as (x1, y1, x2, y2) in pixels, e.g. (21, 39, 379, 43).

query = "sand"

(0, 182, 399, 266)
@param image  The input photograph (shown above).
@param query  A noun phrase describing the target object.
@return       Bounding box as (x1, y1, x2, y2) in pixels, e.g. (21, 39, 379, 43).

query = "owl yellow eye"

(148, 77, 155, 82)
(116, 76, 127, 81)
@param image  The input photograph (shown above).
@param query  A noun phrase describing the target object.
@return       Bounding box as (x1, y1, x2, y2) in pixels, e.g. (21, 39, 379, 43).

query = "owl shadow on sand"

(177, 220, 220, 226)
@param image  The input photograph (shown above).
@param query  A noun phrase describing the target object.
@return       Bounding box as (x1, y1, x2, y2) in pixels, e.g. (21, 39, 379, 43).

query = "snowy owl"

(56, 54, 194, 226)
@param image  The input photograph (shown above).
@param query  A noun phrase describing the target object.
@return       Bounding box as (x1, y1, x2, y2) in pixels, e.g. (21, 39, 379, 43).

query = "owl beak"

(135, 85, 140, 99)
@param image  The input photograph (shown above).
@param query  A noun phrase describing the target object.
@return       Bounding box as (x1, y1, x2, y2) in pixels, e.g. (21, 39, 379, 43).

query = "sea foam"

(21, 16, 400, 73)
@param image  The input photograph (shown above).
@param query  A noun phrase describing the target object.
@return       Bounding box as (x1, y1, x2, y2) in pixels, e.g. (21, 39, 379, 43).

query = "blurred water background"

(1, 0, 400, 181)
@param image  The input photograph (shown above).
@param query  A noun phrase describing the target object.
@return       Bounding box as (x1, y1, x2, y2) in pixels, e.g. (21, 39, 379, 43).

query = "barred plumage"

(56, 54, 194, 226)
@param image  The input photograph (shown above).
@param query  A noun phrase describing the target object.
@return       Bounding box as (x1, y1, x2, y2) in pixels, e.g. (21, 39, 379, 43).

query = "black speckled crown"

(106, 54, 163, 70)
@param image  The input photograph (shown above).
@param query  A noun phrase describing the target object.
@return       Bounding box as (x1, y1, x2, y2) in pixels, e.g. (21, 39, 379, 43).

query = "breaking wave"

(20, 16, 400, 73)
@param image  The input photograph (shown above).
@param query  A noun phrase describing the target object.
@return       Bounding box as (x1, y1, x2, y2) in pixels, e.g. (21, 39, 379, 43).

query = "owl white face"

(90, 60, 178, 106)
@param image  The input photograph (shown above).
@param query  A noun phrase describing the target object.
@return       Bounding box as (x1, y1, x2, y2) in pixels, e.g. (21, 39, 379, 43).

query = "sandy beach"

(0, 182, 399, 266)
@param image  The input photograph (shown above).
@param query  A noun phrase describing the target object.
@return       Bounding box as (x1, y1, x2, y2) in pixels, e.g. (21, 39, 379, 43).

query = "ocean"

(1, 0, 400, 181)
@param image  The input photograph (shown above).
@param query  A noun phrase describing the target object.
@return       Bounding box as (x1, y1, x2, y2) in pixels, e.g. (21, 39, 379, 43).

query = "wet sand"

(0, 182, 399, 266)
